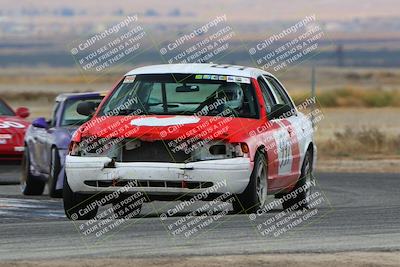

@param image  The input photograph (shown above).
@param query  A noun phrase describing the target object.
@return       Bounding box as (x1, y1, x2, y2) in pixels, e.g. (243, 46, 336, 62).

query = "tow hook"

(104, 158, 116, 168)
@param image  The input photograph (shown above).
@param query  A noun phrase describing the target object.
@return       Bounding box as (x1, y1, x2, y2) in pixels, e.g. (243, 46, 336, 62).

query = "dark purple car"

(21, 92, 105, 197)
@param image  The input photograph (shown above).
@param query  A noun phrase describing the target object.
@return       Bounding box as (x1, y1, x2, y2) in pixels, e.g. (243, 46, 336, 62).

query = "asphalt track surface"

(0, 162, 399, 261)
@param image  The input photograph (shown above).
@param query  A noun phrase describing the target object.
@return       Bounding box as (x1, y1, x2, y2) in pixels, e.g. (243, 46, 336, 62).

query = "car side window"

(264, 76, 295, 110)
(51, 102, 60, 127)
(257, 77, 275, 114)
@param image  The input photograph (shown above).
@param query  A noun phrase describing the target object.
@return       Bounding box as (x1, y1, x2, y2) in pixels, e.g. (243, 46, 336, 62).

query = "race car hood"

(77, 115, 261, 143)
(0, 116, 30, 134)
(0, 116, 30, 146)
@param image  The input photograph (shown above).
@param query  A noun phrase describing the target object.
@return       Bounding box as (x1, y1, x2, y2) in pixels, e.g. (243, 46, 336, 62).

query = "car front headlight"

(68, 141, 81, 156)
(70, 138, 121, 158)
(191, 141, 249, 161)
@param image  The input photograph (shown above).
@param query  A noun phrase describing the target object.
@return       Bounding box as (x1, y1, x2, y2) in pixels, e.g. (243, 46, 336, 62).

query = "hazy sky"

(0, 0, 398, 22)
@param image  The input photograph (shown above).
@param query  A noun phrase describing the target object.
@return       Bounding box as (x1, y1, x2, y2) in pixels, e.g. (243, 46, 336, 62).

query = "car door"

(257, 76, 292, 191)
(263, 75, 302, 181)
(29, 122, 48, 173)
(43, 101, 62, 174)
(34, 101, 60, 174)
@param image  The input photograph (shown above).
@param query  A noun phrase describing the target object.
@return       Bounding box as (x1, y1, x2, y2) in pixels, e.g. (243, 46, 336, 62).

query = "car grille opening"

(0, 154, 22, 159)
(121, 140, 192, 163)
(84, 179, 214, 189)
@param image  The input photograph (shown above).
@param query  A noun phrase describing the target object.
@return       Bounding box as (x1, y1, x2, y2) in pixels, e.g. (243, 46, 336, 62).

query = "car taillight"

(68, 141, 80, 156)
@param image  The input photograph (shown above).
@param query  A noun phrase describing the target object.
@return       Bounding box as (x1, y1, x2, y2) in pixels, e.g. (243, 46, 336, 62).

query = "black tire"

(49, 147, 62, 198)
(112, 195, 143, 219)
(20, 146, 45, 195)
(63, 174, 98, 220)
(233, 151, 268, 214)
(281, 150, 313, 210)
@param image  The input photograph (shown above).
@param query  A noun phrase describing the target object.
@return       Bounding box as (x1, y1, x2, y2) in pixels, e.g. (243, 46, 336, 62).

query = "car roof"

(55, 91, 106, 102)
(125, 63, 273, 78)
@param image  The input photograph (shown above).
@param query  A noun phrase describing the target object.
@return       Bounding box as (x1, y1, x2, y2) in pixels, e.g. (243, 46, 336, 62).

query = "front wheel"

(63, 175, 98, 220)
(21, 146, 45, 196)
(49, 147, 62, 198)
(233, 151, 268, 213)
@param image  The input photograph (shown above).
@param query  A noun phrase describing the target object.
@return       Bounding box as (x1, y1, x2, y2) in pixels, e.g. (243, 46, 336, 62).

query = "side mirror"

(16, 107, 30, 118)
(32, 117, 49, 129)
(269, 104, 294, 120)
(77, 101, 97, 117)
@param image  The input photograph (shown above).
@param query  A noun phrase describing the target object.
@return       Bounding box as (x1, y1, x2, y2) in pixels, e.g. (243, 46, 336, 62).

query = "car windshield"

(99, 74, 259, 119)
(0, 99, 15, 116)
(61, 97, 103, 126)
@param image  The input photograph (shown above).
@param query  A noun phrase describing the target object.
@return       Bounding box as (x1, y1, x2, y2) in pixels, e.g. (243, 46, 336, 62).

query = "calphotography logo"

(248, 178, 330, 238)
(68, 181, 147, 245)
(68, 15, 150, 79)
(158, 179, 236, 239)
(249, 14, 326, 73)
(159, 14, 236, 64)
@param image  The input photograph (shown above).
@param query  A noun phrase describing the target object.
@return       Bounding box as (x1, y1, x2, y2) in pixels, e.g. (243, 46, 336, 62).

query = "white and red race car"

(64, 64, 316, 220)
(0, 98, 30, 161)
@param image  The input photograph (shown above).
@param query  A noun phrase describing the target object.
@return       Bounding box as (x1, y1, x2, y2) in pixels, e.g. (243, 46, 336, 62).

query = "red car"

(0, 98, 30, 160)
(64, 64, 316, 220)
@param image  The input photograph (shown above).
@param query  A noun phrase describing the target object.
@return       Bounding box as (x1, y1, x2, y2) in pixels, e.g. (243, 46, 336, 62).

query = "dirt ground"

(316, 107, 400, 141)
(317, 158, 400, 173)
(2, 252, 400, 267)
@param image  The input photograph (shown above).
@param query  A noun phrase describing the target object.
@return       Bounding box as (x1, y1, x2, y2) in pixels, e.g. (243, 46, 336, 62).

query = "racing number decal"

(0, 121, 25, 129)
(278, 137, 291, 168)
(280, 119, 301, 175)
(273, 121, 292, 175)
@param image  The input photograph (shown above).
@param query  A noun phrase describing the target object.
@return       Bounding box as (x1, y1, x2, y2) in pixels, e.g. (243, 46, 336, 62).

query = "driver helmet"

(216, 83, 244, 110)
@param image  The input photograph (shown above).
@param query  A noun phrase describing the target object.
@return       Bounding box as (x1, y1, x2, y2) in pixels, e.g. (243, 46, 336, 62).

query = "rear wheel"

(49, 147, 62, 198)
(20, 146, 45, 195)
(63, 175, 98, 220)
(281, 150, 313, 210)
(233, 151, 268, 214)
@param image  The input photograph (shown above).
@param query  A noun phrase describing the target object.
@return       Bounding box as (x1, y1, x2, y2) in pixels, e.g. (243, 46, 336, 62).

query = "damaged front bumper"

(65, 155, 253, 195)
